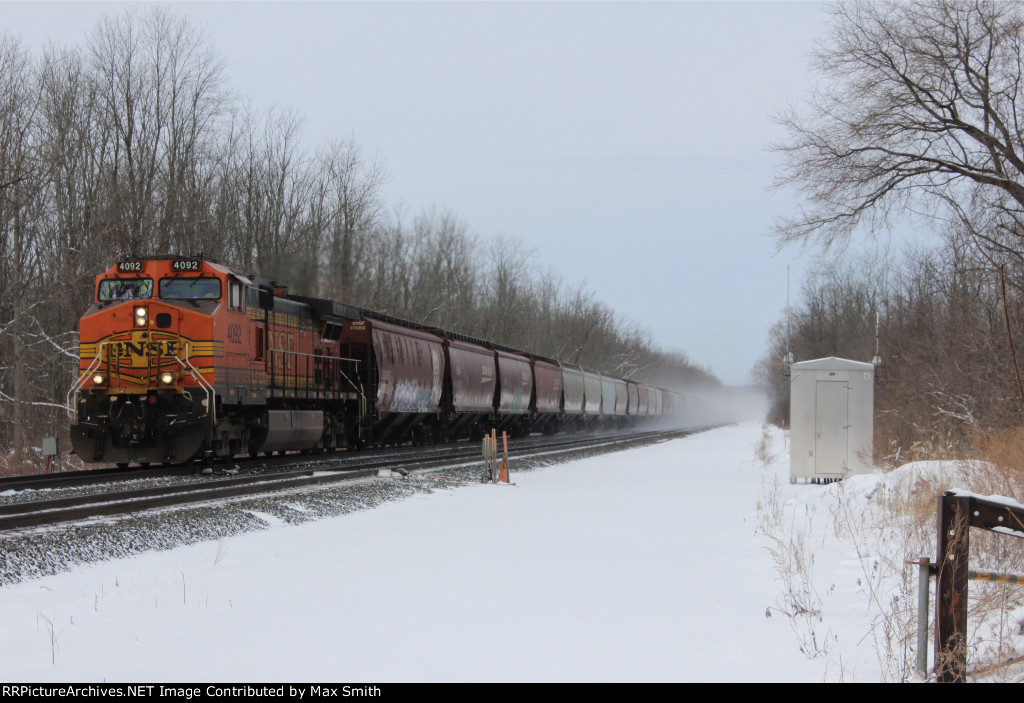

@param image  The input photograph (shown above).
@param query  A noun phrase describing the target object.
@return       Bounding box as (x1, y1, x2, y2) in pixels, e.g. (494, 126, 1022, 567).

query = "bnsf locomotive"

(69, 256, 688, 466)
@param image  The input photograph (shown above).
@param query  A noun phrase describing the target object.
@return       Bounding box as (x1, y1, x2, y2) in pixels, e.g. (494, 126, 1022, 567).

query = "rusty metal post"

(498, 431, 509, 483)
(935, 493, 969, 682)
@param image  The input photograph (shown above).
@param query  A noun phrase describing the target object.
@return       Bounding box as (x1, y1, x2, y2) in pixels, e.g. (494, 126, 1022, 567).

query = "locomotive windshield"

(98, 278, 154, 302)
(159, 277, 222, 300)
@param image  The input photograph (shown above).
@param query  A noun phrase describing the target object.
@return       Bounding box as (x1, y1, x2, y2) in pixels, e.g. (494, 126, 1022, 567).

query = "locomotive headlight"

(159, 371, 175, 386)
(91, 372, 107, 387)
(134, 306, 148, 327)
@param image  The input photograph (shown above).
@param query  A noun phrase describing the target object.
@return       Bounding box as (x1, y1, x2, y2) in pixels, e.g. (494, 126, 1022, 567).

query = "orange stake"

(498, 431, 509, 483)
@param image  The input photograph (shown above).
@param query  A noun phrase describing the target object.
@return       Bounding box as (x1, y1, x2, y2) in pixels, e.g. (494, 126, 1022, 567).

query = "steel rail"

(0, 426, 703, 493)
(0, 427, 713, 534)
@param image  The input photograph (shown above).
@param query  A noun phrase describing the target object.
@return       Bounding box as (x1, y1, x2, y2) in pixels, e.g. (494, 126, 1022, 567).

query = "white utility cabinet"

(789, 356, 874, 482)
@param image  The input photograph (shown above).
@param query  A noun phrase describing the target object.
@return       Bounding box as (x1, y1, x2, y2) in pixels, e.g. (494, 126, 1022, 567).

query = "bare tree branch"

(775, 1, 1024, 258)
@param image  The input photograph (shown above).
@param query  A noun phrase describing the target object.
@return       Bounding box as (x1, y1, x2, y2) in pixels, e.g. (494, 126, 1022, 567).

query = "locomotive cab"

(71, 256, 361, 467)
(69, 257, 237, 465)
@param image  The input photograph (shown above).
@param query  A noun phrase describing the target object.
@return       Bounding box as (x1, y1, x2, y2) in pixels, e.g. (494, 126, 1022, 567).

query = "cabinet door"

(815, 381, 849, 474)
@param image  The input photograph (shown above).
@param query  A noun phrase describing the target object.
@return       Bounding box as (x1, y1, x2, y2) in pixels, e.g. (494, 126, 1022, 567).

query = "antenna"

(872, 311, 882, 366)
(786, 266, 794, 368)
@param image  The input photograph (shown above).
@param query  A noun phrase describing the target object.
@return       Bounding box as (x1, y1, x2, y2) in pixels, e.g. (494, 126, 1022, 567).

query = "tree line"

(763, 0, 1024, 463)
(758, 242, 1024, 462)
(0, 9, 716, 472)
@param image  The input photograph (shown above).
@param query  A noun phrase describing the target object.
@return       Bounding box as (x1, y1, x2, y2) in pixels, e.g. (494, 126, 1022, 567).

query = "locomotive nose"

(153, 309, 175, 330)
(90, 301, 188, 391)
(127, 303, 176, 332)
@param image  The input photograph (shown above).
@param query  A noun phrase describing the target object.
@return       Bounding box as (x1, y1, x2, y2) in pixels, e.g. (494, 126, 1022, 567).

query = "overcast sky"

(2, 1, 829, 386)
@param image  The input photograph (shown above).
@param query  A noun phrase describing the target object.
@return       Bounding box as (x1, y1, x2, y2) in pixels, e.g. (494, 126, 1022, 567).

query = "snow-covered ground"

(0, 422, 982, 682)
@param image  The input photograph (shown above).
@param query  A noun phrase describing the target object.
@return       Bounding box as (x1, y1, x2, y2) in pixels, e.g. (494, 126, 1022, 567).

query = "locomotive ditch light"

(91, 372, 107, 388)
(159, 372, 176, 387)
(134, 306, 148, 327)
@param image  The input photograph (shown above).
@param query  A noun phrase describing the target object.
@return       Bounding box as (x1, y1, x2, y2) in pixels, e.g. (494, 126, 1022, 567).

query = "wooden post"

(491, 429, 497, 483)
(935, 493, 969, 682)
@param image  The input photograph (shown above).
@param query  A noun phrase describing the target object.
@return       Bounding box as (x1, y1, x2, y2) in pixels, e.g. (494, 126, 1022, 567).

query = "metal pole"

(918, 556, 931, 679)
(481, 437, 490, 483)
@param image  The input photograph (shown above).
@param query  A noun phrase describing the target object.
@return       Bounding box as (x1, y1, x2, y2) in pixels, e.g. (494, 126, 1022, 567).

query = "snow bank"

(16, 423, 1015, 682)
(2, 423, 829, 683)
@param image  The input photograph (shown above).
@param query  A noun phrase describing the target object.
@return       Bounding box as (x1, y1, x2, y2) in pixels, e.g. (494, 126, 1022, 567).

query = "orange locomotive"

(69, 256, 361, 466)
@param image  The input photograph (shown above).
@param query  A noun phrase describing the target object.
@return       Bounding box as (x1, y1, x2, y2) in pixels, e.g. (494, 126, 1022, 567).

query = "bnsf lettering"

(268, 330, 295, 371)
(110, 341, 178, 358)
(227, 324, 243, 345)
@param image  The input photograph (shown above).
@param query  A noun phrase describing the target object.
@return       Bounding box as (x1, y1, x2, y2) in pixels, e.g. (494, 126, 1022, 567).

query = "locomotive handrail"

(267, 348, 360, 364)
(66, 342, 109, 422)
(110, 342, 122, 388)
(267, 347, 365, 399)
(339, 369, 364, 401)
(172, 343, 216, 425)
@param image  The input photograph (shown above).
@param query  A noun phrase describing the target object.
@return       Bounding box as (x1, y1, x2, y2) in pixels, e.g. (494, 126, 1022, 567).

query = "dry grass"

(971, 428, 1024, 498)
(755, 426, 834, 659)
(0, 450, 41, 478)
(957, 429, 1024, 678)
(0, 448, 90, 477)
(868, 427, 1024, 679)
(764, 510, 833, 659)
(829, 477, 923, 681)
(753, 425, 774, 468)
(759, 423, 1024, 679)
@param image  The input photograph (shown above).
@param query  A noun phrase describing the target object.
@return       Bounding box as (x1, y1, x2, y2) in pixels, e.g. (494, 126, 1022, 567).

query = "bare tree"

(405, 209, 477, 328)
(0, 33, 44, 463)
(317, 138, 388, 302)
(87, 7, 228, 256)
(242, 107, 319, 288)
(775, 1, 1024, 263)
(756, 242, 1024, 456)
(0, 8, 716, 473)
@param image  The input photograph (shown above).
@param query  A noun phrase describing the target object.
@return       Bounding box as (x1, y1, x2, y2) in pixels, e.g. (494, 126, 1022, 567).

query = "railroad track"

(0, 426, 715, 534)
(0, 439, 471, 493)
(0, 426, 662, 494)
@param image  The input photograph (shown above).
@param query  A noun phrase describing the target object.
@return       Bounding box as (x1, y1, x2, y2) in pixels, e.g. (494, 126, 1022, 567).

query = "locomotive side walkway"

(1, 422, 828, 682)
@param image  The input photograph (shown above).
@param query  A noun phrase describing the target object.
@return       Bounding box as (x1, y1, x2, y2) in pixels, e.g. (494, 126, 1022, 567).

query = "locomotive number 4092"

(116, 261, 143, 273)
(170, 259, 201, 272)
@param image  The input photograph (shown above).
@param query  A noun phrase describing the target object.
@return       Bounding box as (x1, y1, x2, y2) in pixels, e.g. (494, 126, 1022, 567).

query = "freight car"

(69, 256, 687, 466)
